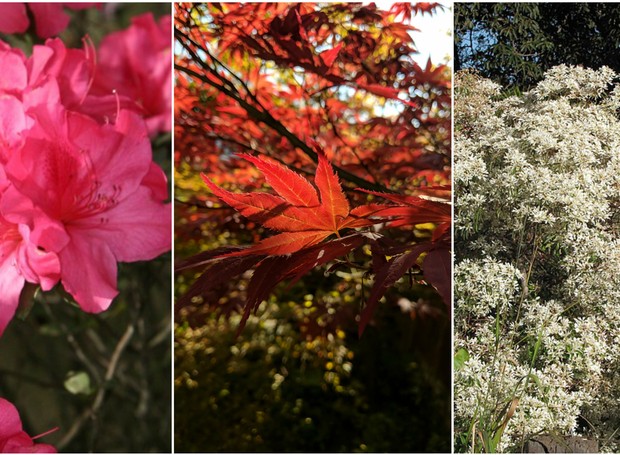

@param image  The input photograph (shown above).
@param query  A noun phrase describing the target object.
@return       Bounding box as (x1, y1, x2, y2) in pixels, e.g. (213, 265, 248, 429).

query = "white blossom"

(454, 67, 620, 452)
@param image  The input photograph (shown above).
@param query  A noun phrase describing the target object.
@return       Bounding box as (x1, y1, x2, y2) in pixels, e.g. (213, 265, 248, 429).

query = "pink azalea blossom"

(4, 105, 170, 313)
(0, 398, 56, 453)
(0, 41, 28, 93)
(0, 17, 171, 333)
(0, 3, 97, 39)
(91, 13, 172, 136)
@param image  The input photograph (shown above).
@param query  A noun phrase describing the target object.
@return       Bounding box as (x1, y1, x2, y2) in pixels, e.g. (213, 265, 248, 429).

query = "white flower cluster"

(455, 67, 620, 452)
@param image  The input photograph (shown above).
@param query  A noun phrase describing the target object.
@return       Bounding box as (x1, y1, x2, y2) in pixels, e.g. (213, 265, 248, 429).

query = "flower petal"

(0, 398, 23, 440)
(0, 4, 29, 35)
(72, 186, 171, 263)
(0, 244, 24, 336)
(59, 236, 118, 313)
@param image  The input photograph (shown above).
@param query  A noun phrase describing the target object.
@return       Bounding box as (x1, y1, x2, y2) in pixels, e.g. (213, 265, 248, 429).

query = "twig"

(42, 305, 102, 384)
(56, 324, 135, 450)
(174, 27, 393, 193)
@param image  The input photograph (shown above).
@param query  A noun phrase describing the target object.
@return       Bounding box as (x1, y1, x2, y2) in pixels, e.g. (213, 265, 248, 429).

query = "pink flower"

(0, 204, 61, 335)
(0, 21, 171, 333)
(25, 37, 136, 127)
(91, 13, 172, 136)
(4, 105, 170, 313)
(0, 3, 97, 39)
(0, 398, 56, 453)
(27, 37, 97, 112)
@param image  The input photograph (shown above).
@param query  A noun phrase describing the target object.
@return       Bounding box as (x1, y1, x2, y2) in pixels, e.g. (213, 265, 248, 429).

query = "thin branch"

(175, 62, 391, 193)
(42, 305, 102, 384)
(175, 25, 392, 193)
(56, 324, 135, 450)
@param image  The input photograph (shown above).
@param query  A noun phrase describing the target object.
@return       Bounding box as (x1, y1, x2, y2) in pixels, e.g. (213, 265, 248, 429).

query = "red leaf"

(340, 203, 390, 228)
(356, 82, 417, 108)
(203, 174, 333, 232)
(239, 154, 320, 207)
(205, 153, 363, 257)
(422, 245, 451, 307)
(235, 234, 365, 332)
(237, 256, 286, 334)
(315, 151, 350, 230)
(357, 188, 451, 230)
(176, 255, 262, 310)
(320, 42, 342, 68)
(223, 230, 331, 257)
(359, 244, 427, 336)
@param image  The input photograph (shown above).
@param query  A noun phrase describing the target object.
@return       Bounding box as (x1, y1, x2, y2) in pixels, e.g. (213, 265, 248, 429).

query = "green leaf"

(454, 348, 470, 371)
(64, 371, 92, 395)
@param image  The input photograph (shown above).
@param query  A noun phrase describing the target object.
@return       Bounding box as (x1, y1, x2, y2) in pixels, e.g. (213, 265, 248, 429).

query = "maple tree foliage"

(175, 2, 451, 336)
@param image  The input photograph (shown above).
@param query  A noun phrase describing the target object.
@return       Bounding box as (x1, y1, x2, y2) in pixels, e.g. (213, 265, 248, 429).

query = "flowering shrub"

(0, 398, 56, 452)
(0, 4, 171, 451)
(454, 66, 620, 452)
(0, 34, 170, 335)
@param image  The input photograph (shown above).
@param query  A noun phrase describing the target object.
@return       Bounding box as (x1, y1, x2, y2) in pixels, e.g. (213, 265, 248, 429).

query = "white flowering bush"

(454, 66, 620, 452)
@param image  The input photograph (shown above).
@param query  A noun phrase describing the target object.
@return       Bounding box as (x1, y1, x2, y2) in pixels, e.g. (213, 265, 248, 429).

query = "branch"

(56, 324, 135, 450)
(174, 27, 393, 193)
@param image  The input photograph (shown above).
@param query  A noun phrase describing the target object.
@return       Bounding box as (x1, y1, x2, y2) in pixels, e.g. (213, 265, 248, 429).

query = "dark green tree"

(456, 3, 620, 91)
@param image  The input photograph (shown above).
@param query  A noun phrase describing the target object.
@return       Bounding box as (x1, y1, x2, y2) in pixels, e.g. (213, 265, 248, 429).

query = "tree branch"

(175, 27, 393, 193)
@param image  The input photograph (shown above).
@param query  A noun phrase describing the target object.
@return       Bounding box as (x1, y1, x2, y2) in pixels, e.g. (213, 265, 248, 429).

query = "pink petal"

(59, 235, 118, 313)
(66, 110, 151, 201)
(0, 4, 29, 35)
(0, 246, 24, 336)
(28, 4, 70, 39)
(0, 97, 32, 161)
(27, 39, 94, 108)
(72, 186, 171, 263)
(0, 399, 56, 452)
(92, 13, 172, 136)
(141, 162, 169, 202)
(0, 45, 28, 92)
(9, 439, 57, 453)
(0, 186, 70, 254)
(0, 398, 23, 439)
(16, 224, 61, 291)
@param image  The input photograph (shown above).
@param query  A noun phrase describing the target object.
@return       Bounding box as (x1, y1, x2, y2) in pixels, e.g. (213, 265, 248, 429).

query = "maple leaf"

(358, 233, 451, 336)
(320, 42, 343, 68)
(357, 188, 451, 241)
(359, 242, 427, 336)
(201, 152, 360, 257)
(355, 82, 417, 108)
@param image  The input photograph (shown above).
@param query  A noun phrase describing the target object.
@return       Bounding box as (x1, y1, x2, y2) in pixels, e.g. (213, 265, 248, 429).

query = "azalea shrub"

(0, 4, 171, 452)
(454, 67, 620, 452)
(175, 2, 451, 451)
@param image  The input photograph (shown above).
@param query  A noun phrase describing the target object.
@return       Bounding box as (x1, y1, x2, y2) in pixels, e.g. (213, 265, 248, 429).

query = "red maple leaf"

(202, 152, 371, 256)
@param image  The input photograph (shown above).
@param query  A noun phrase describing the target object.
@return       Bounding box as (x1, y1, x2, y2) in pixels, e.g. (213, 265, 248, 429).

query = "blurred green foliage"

(175, 293, 450, 452)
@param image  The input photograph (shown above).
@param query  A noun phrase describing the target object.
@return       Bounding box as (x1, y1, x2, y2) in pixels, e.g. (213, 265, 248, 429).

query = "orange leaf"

(239, 154, 320, 207)
(223, 231, 330, 257)
(315, 151, 350, 230)
(202, 174, 332, 232)
(204, 153, 362, 256)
